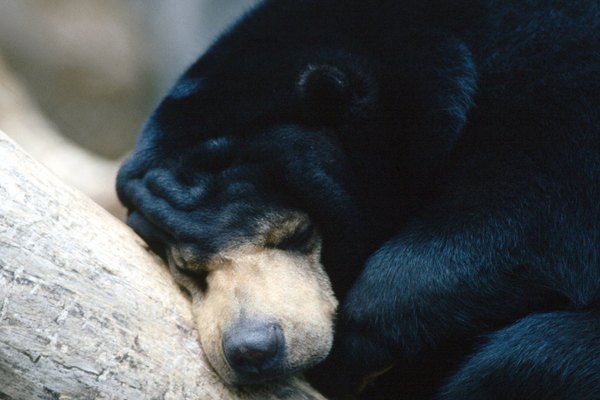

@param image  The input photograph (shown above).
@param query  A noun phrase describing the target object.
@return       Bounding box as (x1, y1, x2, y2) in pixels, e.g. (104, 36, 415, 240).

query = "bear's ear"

(297, 63, 376, 125)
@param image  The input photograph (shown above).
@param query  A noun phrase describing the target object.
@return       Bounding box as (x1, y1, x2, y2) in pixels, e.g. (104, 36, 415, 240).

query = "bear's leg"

(310, 211, 573, 397)
(439, 311, 600, 400)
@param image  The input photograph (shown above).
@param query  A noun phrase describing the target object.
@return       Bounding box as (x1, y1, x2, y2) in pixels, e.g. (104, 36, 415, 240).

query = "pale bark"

(0, 131, 324, 400)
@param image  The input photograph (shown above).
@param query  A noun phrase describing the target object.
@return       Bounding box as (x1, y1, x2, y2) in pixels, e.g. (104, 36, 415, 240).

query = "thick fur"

(117, 0, 600, 398)
(438, 311, 600, 400)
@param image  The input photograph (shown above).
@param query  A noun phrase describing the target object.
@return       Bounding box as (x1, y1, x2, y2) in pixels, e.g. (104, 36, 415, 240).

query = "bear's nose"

(223, 322, 285, 380)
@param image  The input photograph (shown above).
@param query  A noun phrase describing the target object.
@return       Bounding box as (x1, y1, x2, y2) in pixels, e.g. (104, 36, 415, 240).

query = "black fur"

(117, 1, 600, 398)
(438, 311, 600, 400)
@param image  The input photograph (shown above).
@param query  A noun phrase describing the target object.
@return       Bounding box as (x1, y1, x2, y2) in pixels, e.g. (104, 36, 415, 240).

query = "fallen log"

(0, 130, 324, 400)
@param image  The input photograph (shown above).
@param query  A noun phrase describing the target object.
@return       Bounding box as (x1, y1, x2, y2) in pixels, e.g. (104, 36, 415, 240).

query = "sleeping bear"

(117, 1, 600, 398)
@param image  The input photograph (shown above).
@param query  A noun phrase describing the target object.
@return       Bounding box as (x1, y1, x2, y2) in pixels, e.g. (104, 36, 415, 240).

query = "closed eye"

(167, 248, 209, 290)
(275, 223, 316, 251)
(173, 264, 209, 291)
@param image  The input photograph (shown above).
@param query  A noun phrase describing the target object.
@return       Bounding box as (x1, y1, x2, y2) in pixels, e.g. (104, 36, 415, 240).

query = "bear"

(117, 0, 600, 398)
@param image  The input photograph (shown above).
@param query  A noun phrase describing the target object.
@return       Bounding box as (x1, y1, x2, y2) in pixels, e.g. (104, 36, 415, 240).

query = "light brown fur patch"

(169, 212, 338, 385)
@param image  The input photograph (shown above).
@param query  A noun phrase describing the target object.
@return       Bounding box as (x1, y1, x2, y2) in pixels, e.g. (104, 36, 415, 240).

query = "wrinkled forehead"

(161, 198, 311, 260)
(136, 108, 346, 171)
(126, 121, 348, 206)
(167, 209, 313, 266)
(118, 120, 356, 267)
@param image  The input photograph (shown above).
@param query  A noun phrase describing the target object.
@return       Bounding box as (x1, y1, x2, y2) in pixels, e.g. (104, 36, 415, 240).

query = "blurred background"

(0, 0, 259, 218)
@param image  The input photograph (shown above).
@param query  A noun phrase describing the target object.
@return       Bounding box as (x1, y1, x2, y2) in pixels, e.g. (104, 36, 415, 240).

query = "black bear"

(117, 1, 600, 398)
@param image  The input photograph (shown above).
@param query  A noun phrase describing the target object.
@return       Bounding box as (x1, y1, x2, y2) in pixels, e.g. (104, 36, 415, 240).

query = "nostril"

(232, 343, 273, 368)
(223, 322, 285, 379)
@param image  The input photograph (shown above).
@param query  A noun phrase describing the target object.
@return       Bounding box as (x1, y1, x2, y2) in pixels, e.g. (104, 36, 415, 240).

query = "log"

(0, 130, 325, 400)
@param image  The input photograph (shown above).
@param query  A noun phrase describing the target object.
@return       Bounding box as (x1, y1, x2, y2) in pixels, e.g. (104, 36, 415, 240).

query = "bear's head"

(117, 119, 365, 384)
(117, 0, 477, 386)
